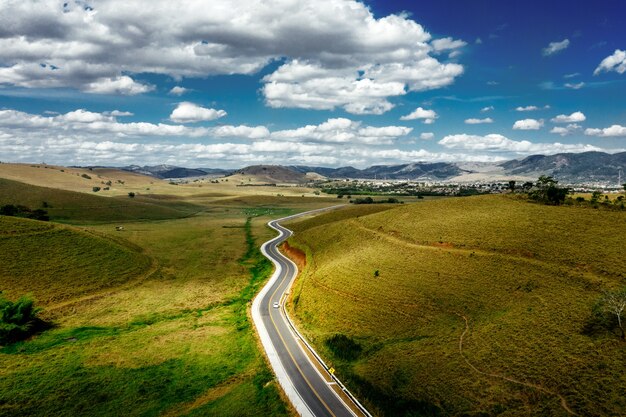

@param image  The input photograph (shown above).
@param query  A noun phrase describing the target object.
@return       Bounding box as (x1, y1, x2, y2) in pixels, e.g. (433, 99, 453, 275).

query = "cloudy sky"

(0, 0, 625, 168)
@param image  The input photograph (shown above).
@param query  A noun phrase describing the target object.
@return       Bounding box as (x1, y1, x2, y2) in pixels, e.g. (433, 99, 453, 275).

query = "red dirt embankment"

(280, 241, 306, 271)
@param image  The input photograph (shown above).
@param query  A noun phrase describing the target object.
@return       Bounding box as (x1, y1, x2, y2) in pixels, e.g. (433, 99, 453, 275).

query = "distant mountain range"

(120, 164, 233, 179)
(117, 151, 626, 185)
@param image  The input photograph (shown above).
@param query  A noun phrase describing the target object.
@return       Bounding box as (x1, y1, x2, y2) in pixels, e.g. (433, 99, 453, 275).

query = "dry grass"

(287, 195, 626, 416)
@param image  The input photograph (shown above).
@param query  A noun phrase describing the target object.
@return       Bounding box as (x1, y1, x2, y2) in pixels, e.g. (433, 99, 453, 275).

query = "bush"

(325, 334, 363, 361)
(81, 173, 92, 180)
(128, 192, 135, 198)
(92, 186, 101, 192)
(0, 293, 46, 345)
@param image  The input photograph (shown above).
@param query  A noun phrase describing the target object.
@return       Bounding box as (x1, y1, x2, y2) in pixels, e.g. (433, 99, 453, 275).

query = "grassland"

(285, 195, 626, 416)
(0, 164, 338, 417)
(0, 178, 203, 223)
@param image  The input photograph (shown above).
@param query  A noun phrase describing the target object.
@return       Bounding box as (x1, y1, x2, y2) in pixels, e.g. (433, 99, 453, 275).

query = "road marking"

(267, 250, 337, 417)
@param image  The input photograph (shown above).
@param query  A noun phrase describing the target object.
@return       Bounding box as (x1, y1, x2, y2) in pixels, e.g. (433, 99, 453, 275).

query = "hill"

(0, 178, 201, 223)
(230, 165, 309, 184)
(0, 216, 151, 305)
(285, 195, 626, 416)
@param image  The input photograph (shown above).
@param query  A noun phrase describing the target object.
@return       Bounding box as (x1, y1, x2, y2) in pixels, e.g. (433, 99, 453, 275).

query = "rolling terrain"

(285, 195, 626, 416)
(0, 164, 338, 417)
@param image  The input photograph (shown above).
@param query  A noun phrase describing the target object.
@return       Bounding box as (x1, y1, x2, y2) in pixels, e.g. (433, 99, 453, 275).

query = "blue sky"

(0, 0, 625, 168)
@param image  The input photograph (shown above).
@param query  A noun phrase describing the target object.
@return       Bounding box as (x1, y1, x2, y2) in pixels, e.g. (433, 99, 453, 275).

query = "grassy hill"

(0, 216, 151, 305)
(286, 195, 626, 416)
(0, 178, 202, 223)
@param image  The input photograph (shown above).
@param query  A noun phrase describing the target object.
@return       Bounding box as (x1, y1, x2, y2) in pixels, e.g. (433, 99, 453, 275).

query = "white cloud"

(270, 118, 412, 145)
(513, 119, 544, 130)
(419, 132, 434, 140)
(564, 72, 580, 79)
(516, 105, 539, 112)
(400, 107, 438, 124)
(465, 117, 493, 124)
(480, 106, 494, 112)
(107, 110, 134, 117)
(564, 82, 585, 89)
(83, 76, 154, 95)
(431, 37, 467, 52)
(439, 133, 601, 154)
(593, 49, 626, 75)
(550, 124, 581, 136)
(551, 111, 586, 123)
(170, 102, 227, 123)
(585, 125, 626, 137)
(169, 86, 189, 96)
(542, 39, 570, 56)
(0, 0, 465, 113)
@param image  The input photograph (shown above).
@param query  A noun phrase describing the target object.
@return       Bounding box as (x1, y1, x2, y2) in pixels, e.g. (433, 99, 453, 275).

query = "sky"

(0, 0, 625, 168)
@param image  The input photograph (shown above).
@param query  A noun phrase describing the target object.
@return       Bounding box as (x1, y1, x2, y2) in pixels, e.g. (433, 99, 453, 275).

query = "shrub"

(92, 186, 101, 192)
(128, 192, 135, 198)
(325, 334, 363, 361)
(0, 293, 46, 345)
(81, 173, 91, 180)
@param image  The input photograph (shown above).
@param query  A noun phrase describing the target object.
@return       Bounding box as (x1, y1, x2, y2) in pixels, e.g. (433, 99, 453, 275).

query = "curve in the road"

(252, 207, 372, 417)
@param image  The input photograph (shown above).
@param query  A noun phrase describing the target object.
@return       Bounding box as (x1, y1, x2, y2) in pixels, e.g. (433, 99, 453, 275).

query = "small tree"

(508, 180, 516, 193)
(128, 192, 135, 198)
(374, 269, 380, 277)
(0, 293, 44, 345)
(600, 289, 626, 340)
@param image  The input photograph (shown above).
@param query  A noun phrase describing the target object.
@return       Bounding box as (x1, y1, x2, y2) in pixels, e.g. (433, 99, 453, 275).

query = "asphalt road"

(252, 207, 370, 417)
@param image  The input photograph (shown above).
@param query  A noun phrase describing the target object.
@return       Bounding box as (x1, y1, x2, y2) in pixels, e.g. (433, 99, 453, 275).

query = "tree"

(128, 192, 135, 198)
(0, 293, 44, 345)
(528, 176, 569, 205)
(600, 289, 626, 340)
(508, 180, 516, 193)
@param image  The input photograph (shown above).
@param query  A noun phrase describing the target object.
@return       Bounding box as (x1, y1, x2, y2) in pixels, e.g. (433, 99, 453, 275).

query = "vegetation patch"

(324, 334, 362, 361)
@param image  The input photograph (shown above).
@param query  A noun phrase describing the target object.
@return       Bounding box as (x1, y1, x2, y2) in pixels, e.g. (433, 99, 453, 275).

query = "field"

(0, 168, 338, 417)
(285, 195, 626, 416)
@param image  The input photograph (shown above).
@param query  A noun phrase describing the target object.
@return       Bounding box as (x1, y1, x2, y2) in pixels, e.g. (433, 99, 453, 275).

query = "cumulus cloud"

(400, 107, 438, 124)
(542, 39, 570, 56)
(83, 76, 154, 95)
(419, 132, 434, 140)
(465, 117, 493, 124)
(550, 124, 582, 136)
(585, 125, 626, 137)
(431, 37, 467, 52)
(270, 118, 412, 145)
(480, 106, 494, 112)
(169, 102, 227, 123)
(439, 133, 600, 154)
(513, 119, 544, 130)
(551, 111, 586, 123)
(169, 86, 189, 96)
(594, 49, 626, 75)
(516, 105, 540, 112)
(0, 0, 464, 113)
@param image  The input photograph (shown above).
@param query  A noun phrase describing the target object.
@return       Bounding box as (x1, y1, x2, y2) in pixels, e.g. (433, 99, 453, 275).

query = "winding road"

(252, 207, 372, 417)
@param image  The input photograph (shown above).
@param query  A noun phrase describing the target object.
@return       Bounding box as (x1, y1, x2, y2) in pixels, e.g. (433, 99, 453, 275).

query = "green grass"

(287, 195, 626, 416)
(0, 216, 151, 304)
(0, 178, 201, 224)
(0, 191, 343, 417)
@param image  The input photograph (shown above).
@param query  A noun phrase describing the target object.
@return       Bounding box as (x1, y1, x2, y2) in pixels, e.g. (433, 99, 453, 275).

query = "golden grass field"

(286, 195, 626, 417)
(0, 165, 337, 417)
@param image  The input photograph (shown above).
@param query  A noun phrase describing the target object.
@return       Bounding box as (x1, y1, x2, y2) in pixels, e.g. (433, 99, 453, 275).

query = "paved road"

(252, 207, 371, 417)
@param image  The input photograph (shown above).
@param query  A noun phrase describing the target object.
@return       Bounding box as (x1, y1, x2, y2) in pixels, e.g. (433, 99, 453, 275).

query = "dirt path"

(457, 314, 577, 416)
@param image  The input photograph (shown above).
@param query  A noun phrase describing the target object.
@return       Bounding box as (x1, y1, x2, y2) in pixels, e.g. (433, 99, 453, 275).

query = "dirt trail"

(457, 314, 576, 416)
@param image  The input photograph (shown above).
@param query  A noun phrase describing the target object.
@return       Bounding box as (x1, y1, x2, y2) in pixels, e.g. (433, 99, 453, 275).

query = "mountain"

(120, 165, 232, 179)
(291, 162, 464, 180)
(499, 151, 626, 183)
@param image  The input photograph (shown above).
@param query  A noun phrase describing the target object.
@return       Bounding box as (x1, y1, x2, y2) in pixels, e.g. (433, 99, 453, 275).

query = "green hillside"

(0, 216, 151, 305)
(286, 195, 626, 417)
(0, 178, 201, 224)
